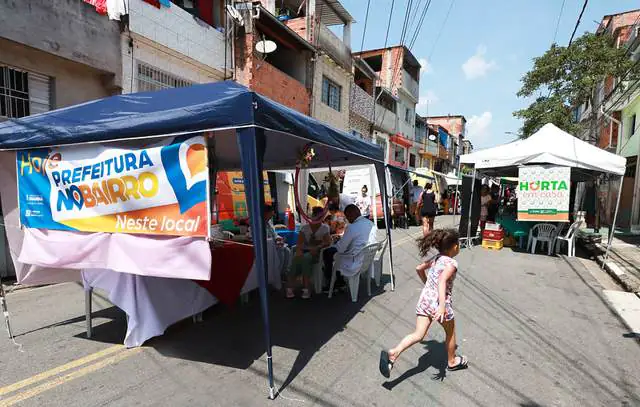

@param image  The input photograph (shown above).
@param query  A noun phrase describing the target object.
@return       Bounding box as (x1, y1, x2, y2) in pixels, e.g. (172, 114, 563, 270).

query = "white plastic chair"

(328, 242, 381, 302)
(529, 224, 558, 255)
(554, 221, 581, 257)
(372, 238, 388, 287)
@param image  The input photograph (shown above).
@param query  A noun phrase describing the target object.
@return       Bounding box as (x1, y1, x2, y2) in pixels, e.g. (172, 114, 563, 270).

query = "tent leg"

(0, 274, 15, 340)
(377, 163, 394, 291)
(237, 127, 276, 399)
(602, 175, 624, 268)
(85, 288, 93, 339)
(464, 168, 477, 249)
(453, 161, 462, 226)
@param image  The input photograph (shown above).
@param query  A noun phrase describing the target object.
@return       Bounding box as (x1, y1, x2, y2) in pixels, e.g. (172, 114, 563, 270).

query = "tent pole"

(237, 128, 276, 400)
(378, 164, 395, 291)
(0, 274, 15, 340)
(453, 161, 462, 226)
(465, 168, 477, 248)
(602, 175, 624, 268)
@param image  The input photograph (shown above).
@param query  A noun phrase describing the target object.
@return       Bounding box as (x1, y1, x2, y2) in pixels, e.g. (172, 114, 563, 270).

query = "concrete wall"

(0, 38, 115, 108)
(397, 93, 415, 140)
(350, 83, 374, 121)
(128, 0, 229, 77)
(0, 0, 121, 78)
(122, 35, 224, 94)
(318, 24, 352, 71)
(620, 94, 640, 157)
(313, 54, 351, 131)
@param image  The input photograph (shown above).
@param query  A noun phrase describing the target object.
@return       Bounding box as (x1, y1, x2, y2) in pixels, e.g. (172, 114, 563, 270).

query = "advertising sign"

(517, 165, 570, 222)
(215, 171, 271, 220)
(17, 135, 209, 236)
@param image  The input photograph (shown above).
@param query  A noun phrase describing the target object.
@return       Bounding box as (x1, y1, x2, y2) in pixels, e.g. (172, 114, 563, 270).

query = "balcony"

(0, 0, 121, 76)
(401, 69, 419, 101)
(350, 83, 374, 121)
(374, 104, 397, 134)
(129, 0, 229, 75)
(251, 61, 310, 115)
(318, 24, 352, 70)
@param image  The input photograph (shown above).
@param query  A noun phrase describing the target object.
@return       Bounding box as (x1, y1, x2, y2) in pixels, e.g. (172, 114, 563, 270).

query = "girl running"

(379, 229, 468, 378)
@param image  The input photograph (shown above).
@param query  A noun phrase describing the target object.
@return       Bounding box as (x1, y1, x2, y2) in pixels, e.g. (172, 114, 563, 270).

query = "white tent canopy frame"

(458, 123, 626, 258)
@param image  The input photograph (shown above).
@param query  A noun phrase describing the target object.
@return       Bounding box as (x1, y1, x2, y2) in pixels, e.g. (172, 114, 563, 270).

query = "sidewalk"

(582, 233, 640, 294)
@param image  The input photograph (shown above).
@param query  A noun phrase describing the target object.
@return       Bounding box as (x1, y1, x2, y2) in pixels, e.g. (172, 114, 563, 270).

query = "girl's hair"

(417, 229, 460, 257)
(425, 182, 433, 190)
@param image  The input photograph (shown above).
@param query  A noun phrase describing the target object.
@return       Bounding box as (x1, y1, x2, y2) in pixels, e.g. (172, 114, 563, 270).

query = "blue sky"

(339, 0, 640, 149)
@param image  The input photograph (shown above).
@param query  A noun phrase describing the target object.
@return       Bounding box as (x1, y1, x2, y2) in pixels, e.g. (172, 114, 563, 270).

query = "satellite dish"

(428, 134, 437, 141)
(255, 40, 277, 54)
(226, 4, 244, 26)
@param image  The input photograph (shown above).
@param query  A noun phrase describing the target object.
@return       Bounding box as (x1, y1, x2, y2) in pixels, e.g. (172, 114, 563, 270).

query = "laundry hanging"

(106, 0, 129, 20)
(83, 0, 108, 14)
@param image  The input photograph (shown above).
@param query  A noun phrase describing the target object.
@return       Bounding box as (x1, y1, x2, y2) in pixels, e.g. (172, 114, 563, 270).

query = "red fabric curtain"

(197, 0, 214, 26)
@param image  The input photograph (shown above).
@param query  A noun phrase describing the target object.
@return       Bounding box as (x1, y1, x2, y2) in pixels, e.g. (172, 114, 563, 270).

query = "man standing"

(264, 204, 291, 278)
(323, 205, 377, 290)
(355, 185, 372, 219)
(410, 180, 424, 225)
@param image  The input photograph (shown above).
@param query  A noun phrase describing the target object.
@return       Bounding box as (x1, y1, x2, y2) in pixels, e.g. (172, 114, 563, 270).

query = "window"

(409, 153, 416, 168)
(405, 107, 412, 123)
(376, 137, 387, 154)
(394, 146, 405, 163)
(631, 114, 637, 139)
(137, 63, 192, 92)
(322, 76, 341, 111)
(0, 66, 50, 119)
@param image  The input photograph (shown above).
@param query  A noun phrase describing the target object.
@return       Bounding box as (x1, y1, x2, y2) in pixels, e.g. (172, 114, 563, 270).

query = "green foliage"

(514, 32, 638, 137)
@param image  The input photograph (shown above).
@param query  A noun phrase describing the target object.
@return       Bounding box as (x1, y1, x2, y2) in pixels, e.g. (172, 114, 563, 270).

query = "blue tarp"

(438, 127, 448, 147)
(0, 81, 383, 165)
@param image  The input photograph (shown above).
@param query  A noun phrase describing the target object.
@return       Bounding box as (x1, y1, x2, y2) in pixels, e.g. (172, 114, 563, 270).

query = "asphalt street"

(1, 217, 639, 406)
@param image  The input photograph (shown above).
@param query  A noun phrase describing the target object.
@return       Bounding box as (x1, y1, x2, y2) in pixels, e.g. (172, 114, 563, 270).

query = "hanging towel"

(143, 0, 161, 8)
(106, 0, 129, 20)
(83, 0, 108, 14)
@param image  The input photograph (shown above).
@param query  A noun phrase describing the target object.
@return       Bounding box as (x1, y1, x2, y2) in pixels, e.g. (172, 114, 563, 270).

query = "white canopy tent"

(458, 123, 626, 257)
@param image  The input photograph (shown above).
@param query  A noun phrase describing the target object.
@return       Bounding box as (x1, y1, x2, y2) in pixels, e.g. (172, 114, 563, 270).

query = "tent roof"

(460, 123, 626, 176)
(0, 81, 383, 169)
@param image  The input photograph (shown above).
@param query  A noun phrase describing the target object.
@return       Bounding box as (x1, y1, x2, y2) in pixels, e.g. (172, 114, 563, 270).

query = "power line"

(428, 0, 456, 60)
(382, 0, 396, 50)
(568, 0, 589, 46)
(358, 0, 371, 53)
(552, 0, 566, 44)
(408, 0, 432, 50)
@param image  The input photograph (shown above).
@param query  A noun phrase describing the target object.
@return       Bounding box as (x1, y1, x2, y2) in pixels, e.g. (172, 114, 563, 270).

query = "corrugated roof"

(317, 0, 354, 26)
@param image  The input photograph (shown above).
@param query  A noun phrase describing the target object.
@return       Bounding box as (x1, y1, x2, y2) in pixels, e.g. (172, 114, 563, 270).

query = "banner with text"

(17, 135, 209, 236)
(517, 165, 570, 222)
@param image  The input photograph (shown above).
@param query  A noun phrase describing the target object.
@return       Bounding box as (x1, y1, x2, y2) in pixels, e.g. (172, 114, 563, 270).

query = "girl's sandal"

(447, 355, 468, 371)
(379, 350, 394, 378)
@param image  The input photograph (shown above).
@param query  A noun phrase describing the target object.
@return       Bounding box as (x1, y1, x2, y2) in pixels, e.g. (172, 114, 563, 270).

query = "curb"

(582, 242, 640, 295)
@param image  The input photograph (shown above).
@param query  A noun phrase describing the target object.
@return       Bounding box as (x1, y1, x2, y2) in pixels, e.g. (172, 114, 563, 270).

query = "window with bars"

(136, 63, 193, 92)
(0, 66, 51, 119)
(322, 76, 341, 111)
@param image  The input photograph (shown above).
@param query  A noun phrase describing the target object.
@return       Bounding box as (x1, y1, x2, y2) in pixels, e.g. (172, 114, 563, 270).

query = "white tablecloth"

(81, 238, 282, 347)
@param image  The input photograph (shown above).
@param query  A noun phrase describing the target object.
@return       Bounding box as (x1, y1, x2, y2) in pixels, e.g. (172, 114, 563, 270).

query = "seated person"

(327, 201, 347, 236)
(264, 204, 291, 277)
(286, 206, 331, 299)
(323, 204, 377, 290)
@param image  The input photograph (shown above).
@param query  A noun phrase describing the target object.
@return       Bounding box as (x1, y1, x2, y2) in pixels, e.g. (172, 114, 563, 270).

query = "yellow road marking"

(0, 348, 142, 406)
(0, 345, 123, 397)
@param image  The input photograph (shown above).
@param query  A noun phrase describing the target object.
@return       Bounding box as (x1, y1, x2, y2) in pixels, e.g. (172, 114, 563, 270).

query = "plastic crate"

(482, 239, 504, 250)
(482, 229, 504, 240)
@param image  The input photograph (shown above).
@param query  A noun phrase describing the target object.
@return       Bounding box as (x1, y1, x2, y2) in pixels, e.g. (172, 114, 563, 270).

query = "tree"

(514, 32, 638, 138)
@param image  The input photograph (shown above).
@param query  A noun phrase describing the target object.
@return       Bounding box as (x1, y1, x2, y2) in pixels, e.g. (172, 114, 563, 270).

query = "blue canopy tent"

(0, 81, 394, 399)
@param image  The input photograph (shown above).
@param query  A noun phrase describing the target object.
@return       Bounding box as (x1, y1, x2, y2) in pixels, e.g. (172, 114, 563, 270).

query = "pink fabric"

(19, 229, 212, 281)
(0, 152, 81, 285)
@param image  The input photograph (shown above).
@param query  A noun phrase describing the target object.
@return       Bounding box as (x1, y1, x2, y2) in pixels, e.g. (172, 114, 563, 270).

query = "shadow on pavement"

(381, 340, 447, 390)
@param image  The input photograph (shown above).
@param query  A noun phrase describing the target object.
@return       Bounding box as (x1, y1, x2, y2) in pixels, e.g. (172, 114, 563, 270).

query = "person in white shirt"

(410, 180, 424, 225)
(355, 185, 372, 219)
(323, 204, 377, 289)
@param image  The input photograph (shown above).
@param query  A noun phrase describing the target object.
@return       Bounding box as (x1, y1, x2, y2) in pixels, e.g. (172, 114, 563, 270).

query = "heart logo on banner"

(178, 138, 207, 190)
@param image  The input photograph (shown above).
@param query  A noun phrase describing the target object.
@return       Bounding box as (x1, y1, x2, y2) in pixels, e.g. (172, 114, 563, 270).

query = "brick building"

(427, 115, 467, 173)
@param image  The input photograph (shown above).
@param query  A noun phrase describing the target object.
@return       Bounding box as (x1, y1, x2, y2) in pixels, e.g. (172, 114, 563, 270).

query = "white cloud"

(418, 58, 432, 75)
(461, 45, 497, 80)
(416, 90, 439, 115)
(467, 112, 493, 144)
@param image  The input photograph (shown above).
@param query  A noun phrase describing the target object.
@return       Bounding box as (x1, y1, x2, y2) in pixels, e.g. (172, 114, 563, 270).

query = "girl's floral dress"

(415, 255, 458, 321)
